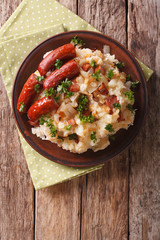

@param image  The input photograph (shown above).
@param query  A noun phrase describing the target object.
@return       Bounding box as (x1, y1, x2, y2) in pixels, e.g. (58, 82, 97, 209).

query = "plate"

(12, 31, 148, 167)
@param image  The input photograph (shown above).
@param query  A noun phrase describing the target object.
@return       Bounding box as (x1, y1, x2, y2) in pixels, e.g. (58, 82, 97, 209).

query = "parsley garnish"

(44, 88, 59, 101)
(36, 76, 45, 82)
(39, 115, 50, 125)
(91, 69, 101, 81)
(79, 114, 95, 123)
(90, 131, 97, 143)
(124, 90, 134, 103)
(54, 59, 63, 69)
(57, 78, 74, 98)
(46, 119, 57, 137)
(109, 135, 115, 141)
(77, 94, 88, 113)
(107, 69, 114, 79)
(34, 83, 40, 93)
(131, 80, 139, 88)
(90, 60, 99, 68)
(113, 103, 121, 109)
(126, 74, 131, 81)
(127, 104, 134, 113)
(19, 102, 25, 112)
(115, 62, 125, 69)
(105, 124, 114, 132)
(65, 125, 72, 131)
(71, 36, 84, 46)
(69, 133, 78, 140)
(58, 136, 64, 142)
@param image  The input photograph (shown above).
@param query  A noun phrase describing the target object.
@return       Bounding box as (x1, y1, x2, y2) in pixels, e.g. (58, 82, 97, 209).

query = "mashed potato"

(32, 46, 135, 154)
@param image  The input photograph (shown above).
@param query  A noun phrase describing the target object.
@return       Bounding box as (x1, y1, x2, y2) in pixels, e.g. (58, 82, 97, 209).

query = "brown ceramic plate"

(12, 31, 147, 167)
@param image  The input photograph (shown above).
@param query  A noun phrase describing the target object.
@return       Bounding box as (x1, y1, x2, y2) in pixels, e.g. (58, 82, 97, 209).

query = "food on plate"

(43, 59, 80, 89)
(17, 73, 43, 113)
(17, 36, 139, 154)
(38, 43, 76, 76)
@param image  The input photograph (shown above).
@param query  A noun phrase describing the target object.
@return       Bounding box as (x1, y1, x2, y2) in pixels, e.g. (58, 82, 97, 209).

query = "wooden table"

(0, 0, 159, 239)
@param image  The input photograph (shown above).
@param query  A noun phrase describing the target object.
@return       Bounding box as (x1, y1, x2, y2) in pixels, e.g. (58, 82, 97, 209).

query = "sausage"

(43, 60, 80, 89)
(27, 97, 59, 123)
(95, 65, 105, 75)
(82, 63, 91, 72)
(38, 43, 76, 76)
(98, 83, 108, 95)
(17, 73, 42, 113)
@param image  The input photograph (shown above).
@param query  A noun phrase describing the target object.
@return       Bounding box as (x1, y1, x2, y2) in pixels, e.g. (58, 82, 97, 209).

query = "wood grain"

(0, 1, 34, 240)
(78, 1, 129, 239)
(128, 0, 160, 239)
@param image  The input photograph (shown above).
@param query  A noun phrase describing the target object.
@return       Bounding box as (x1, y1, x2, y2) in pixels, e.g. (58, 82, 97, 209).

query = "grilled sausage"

(43, 60, 80, 89)
(38, 43, 76, 76)
(17, 73, 42, 113)
(27, 97, 59, 123)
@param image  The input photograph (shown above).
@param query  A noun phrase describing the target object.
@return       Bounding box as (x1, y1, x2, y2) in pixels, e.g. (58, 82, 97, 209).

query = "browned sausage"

(27, 97, 59, 123)
(106, 95, 118, 114)
(43, 60, 80, 89)
(17, 73, 42, 113)
(38, 43, 76, 76)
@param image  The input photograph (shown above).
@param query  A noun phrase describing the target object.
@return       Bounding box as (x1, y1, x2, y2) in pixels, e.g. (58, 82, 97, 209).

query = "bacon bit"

(83, 109, 91, 117)
(74, 138, 79, 144)
(98, 83, 108, 95)
(59, 111, 65, 119)
(106, 95, 118, 114)
(68, 119, 76, 126)
(82, 63, 91, 72)
(118, 111, 125, 122)
(28, 120, 39, 127)
(95, 65, 105, 75)
(69, 82, 80, 92)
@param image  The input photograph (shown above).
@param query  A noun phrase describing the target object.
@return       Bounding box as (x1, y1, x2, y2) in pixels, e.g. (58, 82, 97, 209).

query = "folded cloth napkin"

(0, 0, 153, 190)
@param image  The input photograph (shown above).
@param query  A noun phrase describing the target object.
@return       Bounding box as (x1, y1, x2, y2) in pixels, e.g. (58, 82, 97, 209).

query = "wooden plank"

(78, 1, 129, 239)
(128, 0, 160, 239)
(35, 1, 82, 240)
(0, 1, 34, 240)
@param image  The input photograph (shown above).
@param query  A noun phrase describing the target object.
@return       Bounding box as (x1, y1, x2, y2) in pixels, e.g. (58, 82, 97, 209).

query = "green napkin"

(0, 0, 153, 190)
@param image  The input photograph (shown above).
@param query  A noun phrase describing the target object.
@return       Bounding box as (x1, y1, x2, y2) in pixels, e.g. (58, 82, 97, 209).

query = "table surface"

(0, 0, 159, 239)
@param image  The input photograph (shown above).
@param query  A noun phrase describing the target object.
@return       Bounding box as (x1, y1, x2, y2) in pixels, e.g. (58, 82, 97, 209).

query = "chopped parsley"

(113, 103, 121, 109)
(39, 115, 50, 125)
(79, 114, 95, 123)
(46, 119, 57, 137)
(54, 59, 63, 69)
(19, 102, 25, 112)
(90, 60, 99, 68)
(91, 69, 101, 81)
(107, 69, 114, 79)
(105, 124, 114, 132)
(71, 36, 85, 46)
(109, 135, 115, 141)
(77, 94, 88, 113)
(44, 87, 59, 101)
(131, 80, 139, 88)
(90, 131, 97, 143)
(65, 91, 74, 98)
(115, 62, 125, 69)
(57, 78, 74, 98)
(36, 76, 45, 82)
(127, 104, 134, 113)
(126, 74, 131, 81)
(58, 136, 64, 142)
(124, 90, 134, 103)
(65, 125, 72, 131)
(69, 133, 78, 140)
(34, 83, 40, 93)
